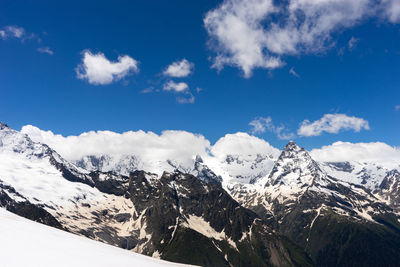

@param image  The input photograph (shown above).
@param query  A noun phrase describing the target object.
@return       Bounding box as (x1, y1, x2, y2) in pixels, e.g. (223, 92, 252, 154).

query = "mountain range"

(1, 121, 399, 266)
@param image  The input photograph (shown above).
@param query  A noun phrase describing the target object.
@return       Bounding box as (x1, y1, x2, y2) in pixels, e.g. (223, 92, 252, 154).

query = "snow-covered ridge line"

(2, 122, 400, 200)
(0, 208, 195, 267)
(19, 123, 400, 185)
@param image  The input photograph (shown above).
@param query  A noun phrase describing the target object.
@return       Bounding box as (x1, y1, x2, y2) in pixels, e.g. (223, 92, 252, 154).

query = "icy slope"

(0, 122, 101, 208)
(0, 208, 193, 267)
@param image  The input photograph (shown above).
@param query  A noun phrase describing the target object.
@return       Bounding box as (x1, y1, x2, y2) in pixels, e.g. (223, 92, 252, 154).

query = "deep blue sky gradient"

(0, 0, 399, 149)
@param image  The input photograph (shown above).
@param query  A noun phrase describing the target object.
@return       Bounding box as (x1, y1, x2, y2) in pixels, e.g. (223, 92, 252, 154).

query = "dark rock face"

(326, 161, 354, 173)
(126, 171, 311, 266)
(238, 142, 400, 267)
(378, 169, 400, 210)
(89, 171, 130, 196)
(193, 155, 223, 185)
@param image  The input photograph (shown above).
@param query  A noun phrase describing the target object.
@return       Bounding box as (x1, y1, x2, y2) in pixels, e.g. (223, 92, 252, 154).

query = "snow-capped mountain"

(2, 121, 400, 266)
(75, 154, 142, 176)
(0, 122, 311, 266)
(228, 141, 400, 266)
(230, 141, 395, 218)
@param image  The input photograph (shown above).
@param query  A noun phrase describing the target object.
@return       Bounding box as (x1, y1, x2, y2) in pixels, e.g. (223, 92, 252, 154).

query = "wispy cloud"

(0, 25, 25, 39)
(289, 67, 300, 78)
(140, 87, 156, 94)
(297, 113, 370, 137)
(348, 37, 360, 51)
(37, 47, 54, 55)
(395, 105, 400, 111)
(163, 59, 194, 78)
(249, 116, 295, 140)
(176, 92, 195, 104)
(75, 50, 139, 85)
(204, 0, 400, 77)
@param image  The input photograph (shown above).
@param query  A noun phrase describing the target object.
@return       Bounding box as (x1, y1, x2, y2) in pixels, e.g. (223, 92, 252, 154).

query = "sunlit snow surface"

(0, 208, 193, 267)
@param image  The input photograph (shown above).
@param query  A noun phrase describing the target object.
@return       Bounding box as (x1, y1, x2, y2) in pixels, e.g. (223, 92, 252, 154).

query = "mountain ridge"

(1, 122, 400, 266)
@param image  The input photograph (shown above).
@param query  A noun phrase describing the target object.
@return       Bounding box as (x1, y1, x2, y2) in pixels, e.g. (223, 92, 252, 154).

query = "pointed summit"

(284, 140, 298, 149)
(279, 140, 307, 161)
(283, 140, 302, 152)
(267, 141, 324, 188)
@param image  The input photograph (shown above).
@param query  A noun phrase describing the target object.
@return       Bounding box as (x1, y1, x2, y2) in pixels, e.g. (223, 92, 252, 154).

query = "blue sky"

(1, 0, 399, 150)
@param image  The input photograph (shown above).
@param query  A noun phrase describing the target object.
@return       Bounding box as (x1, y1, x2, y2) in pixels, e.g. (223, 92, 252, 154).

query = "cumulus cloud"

(163, 81, 189, 92)
(162, 81, 197, 104)
(21, 126, 281, 173)
(76, 50, 139, 85)
(310, 141, 400, 169)
(21, 125, 211, 173)
(211, 132, 280, 160)
(204, 0, 399, 77)
(383, 0, 400, 22)
(21, 124, 400, 174)
(163, 59, 194, 78)
(249, 116, 295, 140)
(204, 0, 283, 77)
(37, 47, 54, 55)
(297, 114, 370, 137)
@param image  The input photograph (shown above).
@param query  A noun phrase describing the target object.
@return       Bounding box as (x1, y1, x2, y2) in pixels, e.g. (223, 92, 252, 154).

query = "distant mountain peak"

(282, 140, 304, 153)
(267, 142, 322, 189)
(0, 122, 10, 130)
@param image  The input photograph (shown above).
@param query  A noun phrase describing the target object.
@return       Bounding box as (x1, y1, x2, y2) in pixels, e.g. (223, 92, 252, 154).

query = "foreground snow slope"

(0, 208, 193, 267)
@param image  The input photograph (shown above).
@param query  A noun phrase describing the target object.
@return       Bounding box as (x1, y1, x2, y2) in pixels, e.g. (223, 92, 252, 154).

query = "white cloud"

(22, 125, 282, 162)
(297, 113, 370, 137)
(163, 81, 189, 92)
(204, 0, 282, 77)
(37, 47, 54, 55)
(176, 92, 195, 104)
(75, 50, 139, 85)
(211, 132, 280, 160)
(395, 105, 400, 111)
(0, 25, 25, 39)
(163, 59, 194, 78)
(310, 141, 400, 168)
(204, 0, 399, 77)
(249, 116, 295, 140)
(383, 0, 400, 22)
(348, 37, 360, 50)
(21, 125, 211, 174)
(20, 124, 400, 175)
(289, 67, 300, 78)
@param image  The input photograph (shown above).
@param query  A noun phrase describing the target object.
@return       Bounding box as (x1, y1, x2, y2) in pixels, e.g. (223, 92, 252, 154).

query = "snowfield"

(0, 208, 194, 267)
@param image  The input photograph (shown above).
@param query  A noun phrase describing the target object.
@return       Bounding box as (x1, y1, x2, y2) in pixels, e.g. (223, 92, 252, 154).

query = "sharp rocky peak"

(281, 141, 308, 156)
(266, 141, 324, 188)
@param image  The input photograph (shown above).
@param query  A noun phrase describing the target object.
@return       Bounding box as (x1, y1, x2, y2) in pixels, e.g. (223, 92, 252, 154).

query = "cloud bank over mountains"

(21, 124, 400, 170)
